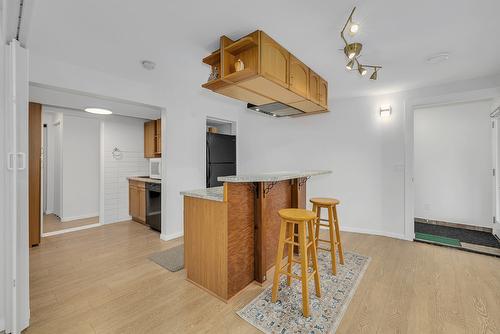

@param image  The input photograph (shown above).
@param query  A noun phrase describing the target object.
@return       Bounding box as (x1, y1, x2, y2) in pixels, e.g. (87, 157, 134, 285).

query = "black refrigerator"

(206, 133, 236, 187)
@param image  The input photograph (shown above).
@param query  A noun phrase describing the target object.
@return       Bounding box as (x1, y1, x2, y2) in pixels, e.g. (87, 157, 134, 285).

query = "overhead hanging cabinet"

(202, 30, 329, 117)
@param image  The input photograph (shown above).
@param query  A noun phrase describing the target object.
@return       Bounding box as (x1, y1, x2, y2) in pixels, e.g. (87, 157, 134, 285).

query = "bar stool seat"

(271, 208, 321, 317)
(310, 197, 344, 275)
(309, 197, 340, 206)
(278, 208, 317, 221)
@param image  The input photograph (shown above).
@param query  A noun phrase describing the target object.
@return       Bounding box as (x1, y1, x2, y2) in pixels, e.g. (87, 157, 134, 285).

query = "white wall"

(414, 100, 493, 228)
(102, 115, 149, 224)
(236, 94, 408, 238)
(61, 114, 100, 221)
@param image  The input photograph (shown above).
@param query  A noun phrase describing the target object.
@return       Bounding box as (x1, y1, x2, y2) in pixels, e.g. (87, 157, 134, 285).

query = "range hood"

(247, 103, 305, 118)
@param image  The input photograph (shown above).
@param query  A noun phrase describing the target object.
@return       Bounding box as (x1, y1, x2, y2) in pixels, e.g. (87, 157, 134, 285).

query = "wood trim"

(254, 182, 264, 282)
(29, 102, 42, 247)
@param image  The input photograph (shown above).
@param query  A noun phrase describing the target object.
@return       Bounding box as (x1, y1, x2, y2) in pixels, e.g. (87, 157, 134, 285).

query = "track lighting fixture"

(358, 65, 367, 76)
(349, 22, 359, 35)
(341, 7, 382, 80)
(346, 59, 355, 70)
(343, 43, 362, 59)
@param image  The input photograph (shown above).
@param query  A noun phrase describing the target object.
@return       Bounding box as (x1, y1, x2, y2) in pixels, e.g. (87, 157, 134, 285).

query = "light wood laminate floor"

(27, 221, 500, 333)
(43, 214, 99, 233)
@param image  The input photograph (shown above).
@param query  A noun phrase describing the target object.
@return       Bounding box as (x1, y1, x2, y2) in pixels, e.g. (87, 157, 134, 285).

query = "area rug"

(149, 244, 184, 272)
(237, 251, 370, 334)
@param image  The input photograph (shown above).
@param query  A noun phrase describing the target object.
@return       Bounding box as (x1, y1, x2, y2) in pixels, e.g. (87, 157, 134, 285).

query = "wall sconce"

(380, 105, 392, 118)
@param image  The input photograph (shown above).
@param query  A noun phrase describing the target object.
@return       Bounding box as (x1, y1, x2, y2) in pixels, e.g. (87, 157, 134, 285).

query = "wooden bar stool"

(310, 198, 344, 275)
(271, 208, 321, 317)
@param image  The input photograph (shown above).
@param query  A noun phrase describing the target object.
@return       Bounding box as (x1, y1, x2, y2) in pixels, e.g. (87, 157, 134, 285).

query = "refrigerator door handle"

(206, 140, 211, 186)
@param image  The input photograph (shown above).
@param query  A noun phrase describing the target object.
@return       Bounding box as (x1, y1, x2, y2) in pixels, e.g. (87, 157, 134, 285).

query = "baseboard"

(415, 217, 492, 233)
(61, 213, 99, 222)
(339, 226, 406, 240)
(160, 231, 184, 241)
(102, 217, 133, 225)
(42, 223, 101, 237)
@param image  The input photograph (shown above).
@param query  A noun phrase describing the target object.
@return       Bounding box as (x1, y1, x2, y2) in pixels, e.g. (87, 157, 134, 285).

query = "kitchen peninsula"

(180, 170, 330, 301)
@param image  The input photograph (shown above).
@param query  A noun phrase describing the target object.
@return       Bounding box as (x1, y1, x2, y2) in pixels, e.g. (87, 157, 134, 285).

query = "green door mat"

(415, 232, 461, 247)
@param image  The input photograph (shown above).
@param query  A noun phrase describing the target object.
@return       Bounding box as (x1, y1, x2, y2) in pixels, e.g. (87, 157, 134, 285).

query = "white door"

(492, 106, 500, 239)
(3, 39, 30, 333)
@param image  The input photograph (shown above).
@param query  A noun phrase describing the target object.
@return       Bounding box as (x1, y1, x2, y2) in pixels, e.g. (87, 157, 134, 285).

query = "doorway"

(412, 99, 500, 256)
(39, 107, 101, 236)
(206, 117, 237, 188)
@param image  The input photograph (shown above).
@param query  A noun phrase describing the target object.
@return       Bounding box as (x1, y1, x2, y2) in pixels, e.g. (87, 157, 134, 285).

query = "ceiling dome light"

(358, 65, 367, 76)
(370, 69, 378, 80)
(344, 43, 363, 59)
(346, 59, 355, 70)
(84, 107, 112, 115)
(349, 22, 359, 35)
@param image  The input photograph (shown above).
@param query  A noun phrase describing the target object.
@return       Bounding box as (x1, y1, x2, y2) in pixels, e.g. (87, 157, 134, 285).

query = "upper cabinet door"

(309, 70, 320, 104)
(319, 78, 328, 109)
(289, 55, 309, 98)
(155, 119, 162, 155)
(144, 120, 156, 158)
(260, 32, 289, 88)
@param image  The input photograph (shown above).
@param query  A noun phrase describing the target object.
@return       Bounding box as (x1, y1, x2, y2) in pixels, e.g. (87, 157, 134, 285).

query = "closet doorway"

(413, 99, 500, 256)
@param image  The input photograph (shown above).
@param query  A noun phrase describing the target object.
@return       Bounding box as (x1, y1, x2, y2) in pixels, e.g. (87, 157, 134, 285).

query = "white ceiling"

(26, 0, 500, 99)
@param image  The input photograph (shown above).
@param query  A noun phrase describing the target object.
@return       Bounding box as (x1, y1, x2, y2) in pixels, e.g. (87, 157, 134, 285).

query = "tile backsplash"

(103, 150, 148, 224)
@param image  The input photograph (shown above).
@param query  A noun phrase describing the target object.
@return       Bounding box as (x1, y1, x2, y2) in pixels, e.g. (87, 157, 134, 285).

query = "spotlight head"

(349, 22, 359, 35)
(358, 65, 367, 76)
(370, 69, 378, 80)
(346, 59, 355, 70)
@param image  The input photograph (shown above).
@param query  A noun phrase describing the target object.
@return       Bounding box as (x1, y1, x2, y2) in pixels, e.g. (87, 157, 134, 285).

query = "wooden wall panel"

(226, 183, 255, 298)
(29, 102, 42, 247)
(261, 180, 292, 275)
(291, 177, 307, 209)
(184, 196, 228, 299)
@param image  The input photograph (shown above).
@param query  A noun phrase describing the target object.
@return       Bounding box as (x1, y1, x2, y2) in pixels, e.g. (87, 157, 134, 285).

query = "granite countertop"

(127, 176, 162, 184)
(217, 170, 331, 183)
(180, 186, 224, 202)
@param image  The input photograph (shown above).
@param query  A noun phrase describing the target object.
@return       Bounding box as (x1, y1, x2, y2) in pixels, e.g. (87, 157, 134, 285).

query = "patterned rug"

(237, 251, 370, 334)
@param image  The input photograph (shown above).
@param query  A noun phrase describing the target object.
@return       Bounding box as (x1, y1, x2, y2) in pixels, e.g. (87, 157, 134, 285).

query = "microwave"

(149, 158, 162, 179)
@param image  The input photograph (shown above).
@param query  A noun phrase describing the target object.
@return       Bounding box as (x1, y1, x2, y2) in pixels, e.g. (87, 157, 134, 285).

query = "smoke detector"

(141, 60, 156, 70)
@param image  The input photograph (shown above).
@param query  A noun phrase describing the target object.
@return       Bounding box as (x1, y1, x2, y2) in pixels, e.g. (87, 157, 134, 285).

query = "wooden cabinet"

(144, 119, 161, 158)
(319, 78, 328, 109)
(308, 70, 320, 104)
(155, 119, 161, 155)
(129, 180, 146, 223)
(202, 30, 329, 116)
(260, 32, 289, 88)
(289, 55, 309, 97)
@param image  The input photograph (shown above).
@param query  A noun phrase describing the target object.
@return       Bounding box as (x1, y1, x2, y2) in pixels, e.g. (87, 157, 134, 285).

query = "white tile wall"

(103, 150, 148, 224)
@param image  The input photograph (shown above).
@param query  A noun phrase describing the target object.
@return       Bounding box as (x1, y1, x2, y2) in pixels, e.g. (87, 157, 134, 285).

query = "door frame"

(404, 88, 500, 241)
(39, 107, 103, 237)
(491, 106, 500, 238)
